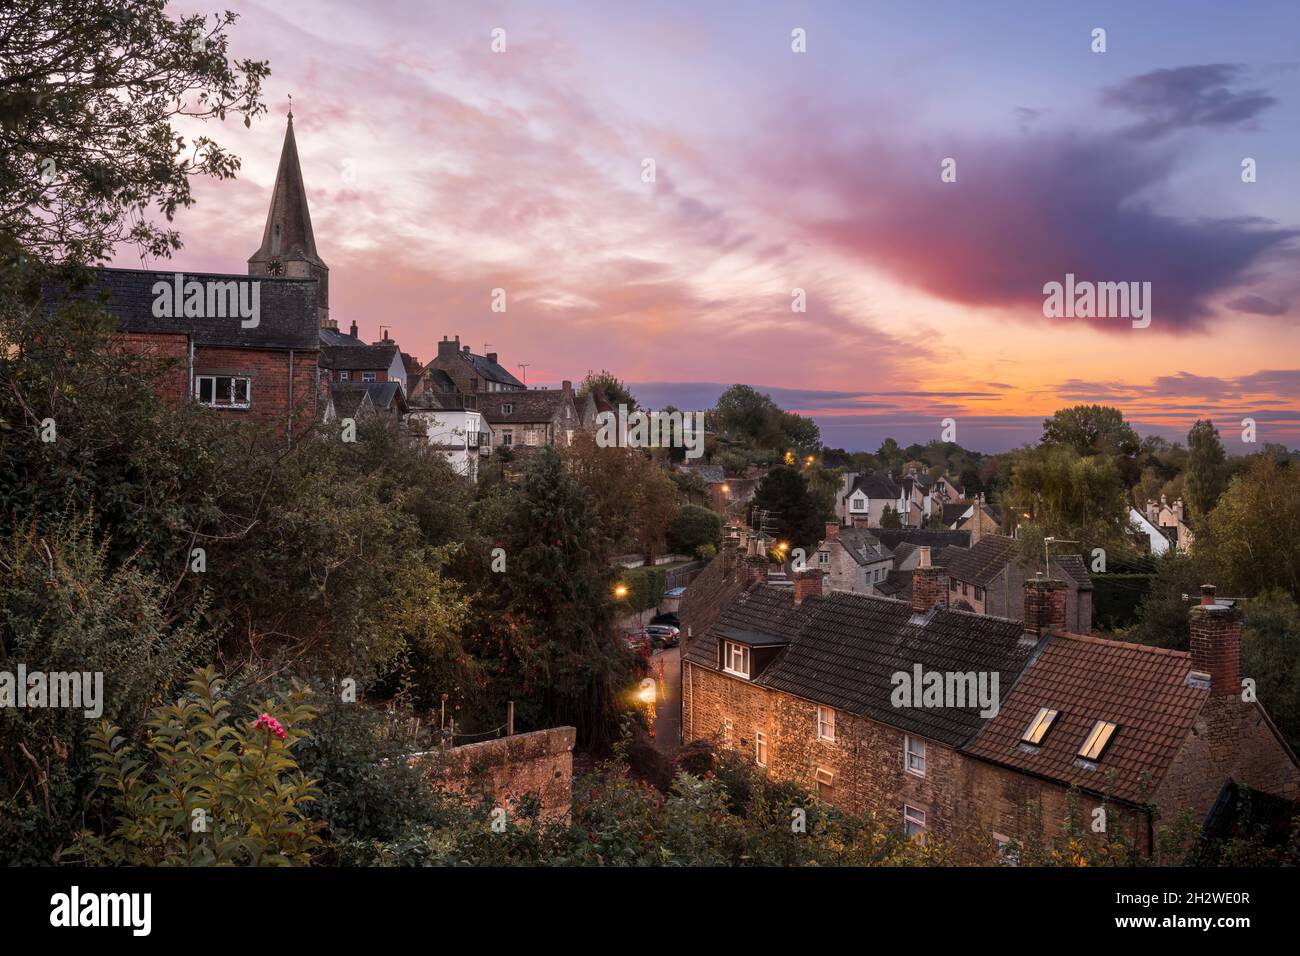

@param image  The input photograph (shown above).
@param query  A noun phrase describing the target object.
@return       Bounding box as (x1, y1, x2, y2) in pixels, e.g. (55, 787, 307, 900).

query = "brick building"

(681, 542, 1299, 861)
(422, 336, 525, 396)
(60, 267, 321, 442)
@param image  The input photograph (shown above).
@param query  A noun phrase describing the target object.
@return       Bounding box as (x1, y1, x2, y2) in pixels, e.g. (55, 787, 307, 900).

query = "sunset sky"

(128, 0, 1300, 452)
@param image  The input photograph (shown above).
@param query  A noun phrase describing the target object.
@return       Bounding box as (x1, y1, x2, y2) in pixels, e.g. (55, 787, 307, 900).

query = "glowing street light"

(614, 584, 629, 599)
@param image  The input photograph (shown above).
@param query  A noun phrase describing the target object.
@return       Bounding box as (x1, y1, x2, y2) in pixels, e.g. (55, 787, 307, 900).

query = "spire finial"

(287, 92, 293, 122)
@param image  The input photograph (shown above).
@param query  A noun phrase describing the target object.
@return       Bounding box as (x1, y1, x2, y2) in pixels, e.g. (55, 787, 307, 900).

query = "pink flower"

(253, 713, 287, 739)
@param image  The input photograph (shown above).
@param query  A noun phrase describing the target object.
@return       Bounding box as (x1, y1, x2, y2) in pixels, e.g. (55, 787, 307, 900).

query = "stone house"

(1144, 495, 1195, 552)
(681, 542, 1299, 860)
(812, 521, 893, 594)
(942, 535, 1092, 634)
(482, 381, 580, 452)
(422, 335, 525, 397)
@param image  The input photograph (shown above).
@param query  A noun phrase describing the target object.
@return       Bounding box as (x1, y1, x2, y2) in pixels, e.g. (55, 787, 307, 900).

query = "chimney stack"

(438, 335, 460, 359)
(746, 554, 769, 586)
(562, 379, 573, 399)
(486, 352, 498, 364)
(1023, 573, 1067, 636)
(794, 569, 823, 605)
(349, 319, 358, 338)
(1189, 585, 1241, 697)
(911, 551, 946, 614)
(825, 521, 839, 543)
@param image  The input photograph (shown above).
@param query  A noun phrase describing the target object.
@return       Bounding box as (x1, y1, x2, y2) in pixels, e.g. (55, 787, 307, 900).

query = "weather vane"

(287, 92, 293, 121)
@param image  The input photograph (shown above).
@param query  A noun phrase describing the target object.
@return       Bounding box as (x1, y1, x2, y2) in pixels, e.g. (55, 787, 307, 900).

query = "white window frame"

(904, 805, 927, 841)
(501, 430, 513, 446)
(338, 370, 350, 382)
(816, 705, 835, 742)
(814, 767, 834, 796)
(194, 375, 251, 409)
(502, 402, 513, 414)
(722, 641, 750, 679)
(361, 371, 377, 383)
(755, 731, 768, 768)
(905, 735, 926, 777)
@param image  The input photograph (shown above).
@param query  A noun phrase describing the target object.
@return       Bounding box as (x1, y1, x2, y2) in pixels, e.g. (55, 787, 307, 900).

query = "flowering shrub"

(72, 667, 322, 866)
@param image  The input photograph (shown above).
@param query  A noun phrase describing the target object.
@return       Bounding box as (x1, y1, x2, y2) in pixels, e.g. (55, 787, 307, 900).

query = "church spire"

(249, 102, 332, 328)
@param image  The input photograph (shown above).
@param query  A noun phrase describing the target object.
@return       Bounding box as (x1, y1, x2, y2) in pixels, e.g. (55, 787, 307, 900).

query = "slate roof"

(330, 381, 406, 415)
(964, 633, 1206, 804)
(409, 368, 471, 411)
(50, 267, 320, 351)
(944, 535, 1019, 585)
(872, 528, 971, 552)
(845, 472, 901, 500)
(1051, 554, 1094, 591)
(684, 464, 726, 484)
(483, 389, 576, 425)
(942, 502, 973, 526)
(835, 528, 893, 566)
(459, 350, 524, 388)
(875, 570, 913, 602)
(686, 584, 1038, 748)
(320, 341, 399, 371)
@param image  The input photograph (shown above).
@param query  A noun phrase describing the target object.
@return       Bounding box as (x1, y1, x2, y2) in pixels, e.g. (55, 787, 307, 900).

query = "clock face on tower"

(267, 256, 284, 276)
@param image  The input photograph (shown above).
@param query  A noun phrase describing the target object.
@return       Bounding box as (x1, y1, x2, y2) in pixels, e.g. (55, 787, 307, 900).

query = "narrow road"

(651, 645, 681, 758)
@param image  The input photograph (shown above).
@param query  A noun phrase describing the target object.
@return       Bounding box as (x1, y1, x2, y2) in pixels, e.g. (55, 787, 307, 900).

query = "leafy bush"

(666, 503, 723, 556)
(72, 667, 322, 866)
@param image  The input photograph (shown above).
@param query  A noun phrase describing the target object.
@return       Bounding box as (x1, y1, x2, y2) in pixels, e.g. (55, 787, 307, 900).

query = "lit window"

(905, 735, 926, 776)
(1079, 720, 1118, 761)
(755, 732, 768, 768)
(817, 706, 835, 741)
(723, 642, 750, 679)
(904, 805, 927, 841)
(194, 375, 251, 409)
(1021, 707, 1060, 745)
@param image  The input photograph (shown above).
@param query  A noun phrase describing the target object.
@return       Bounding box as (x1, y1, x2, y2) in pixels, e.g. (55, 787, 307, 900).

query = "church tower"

(248, 105, 332, 329)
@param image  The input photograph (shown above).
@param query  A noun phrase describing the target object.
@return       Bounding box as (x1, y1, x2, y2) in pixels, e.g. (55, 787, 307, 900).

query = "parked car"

(649, 612, 680, 629)
(643, 624, 680, 648)
(622, 631, 650, 654)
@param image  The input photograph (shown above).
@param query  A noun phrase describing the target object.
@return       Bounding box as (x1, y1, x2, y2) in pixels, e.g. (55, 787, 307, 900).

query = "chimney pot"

(1200, 584, 1216, 605)
(1023, 573, 1068, 636)
(794, 569, 823, 604)
(1189, 587, 1241, 697)
(918, 545, 932, 569)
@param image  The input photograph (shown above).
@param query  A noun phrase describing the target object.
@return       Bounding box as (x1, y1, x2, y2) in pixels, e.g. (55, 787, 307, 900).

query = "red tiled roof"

(964, 632, 1206, 804)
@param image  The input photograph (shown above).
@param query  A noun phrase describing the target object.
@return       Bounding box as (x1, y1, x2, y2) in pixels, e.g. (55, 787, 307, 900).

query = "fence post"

(507, 701, 515, 736)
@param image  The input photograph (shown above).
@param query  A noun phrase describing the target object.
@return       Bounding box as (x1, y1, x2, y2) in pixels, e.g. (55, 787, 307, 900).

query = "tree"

(1041, 405, 1141, 459)
(1004, 444, 1132, 551)
(751, 466, 829, 551)
(491, 448, 636, 749)
(1185, 419, 1229, 522)
(879, 505, 903, 529)
(710, 384, 820, 456)
(578, 369, 637, 411)
(1, 0, 269, 264)
(1196, 458, 1300, 600)
(1240, 591, 1300, 752)
(667, 504, 724, 557)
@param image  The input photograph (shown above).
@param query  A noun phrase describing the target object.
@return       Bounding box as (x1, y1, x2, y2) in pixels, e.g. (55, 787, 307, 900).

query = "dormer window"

(723, 642, 750, 679)
(1021, 707, 1059, 745)
(502, 402, 513, 414)
(1078, 720, 1118, 761)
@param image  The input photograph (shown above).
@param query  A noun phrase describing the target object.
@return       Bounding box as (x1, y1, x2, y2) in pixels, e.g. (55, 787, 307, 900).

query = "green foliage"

(1, 0, 269, 264)
(620, 565, 668, 613)
(1116, 553, 1204, 650)
(1041, 404, 1141, 461)
(1184, 419, 1229, 523)
(1004, 443, 1132, 551)
(1197, 458, 1300, 600)
(0, 509, 215, 864)
(666, 504, 723, 556)
(1090, 573, 1154, 630)
(577, 369, 637, 411)
(1240, 591, 1300, 752)
(879, 504, 902, 529)
(710, 384, 820, 456)
(751, 466, 830, 551)
(72, 667, 321, 866)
